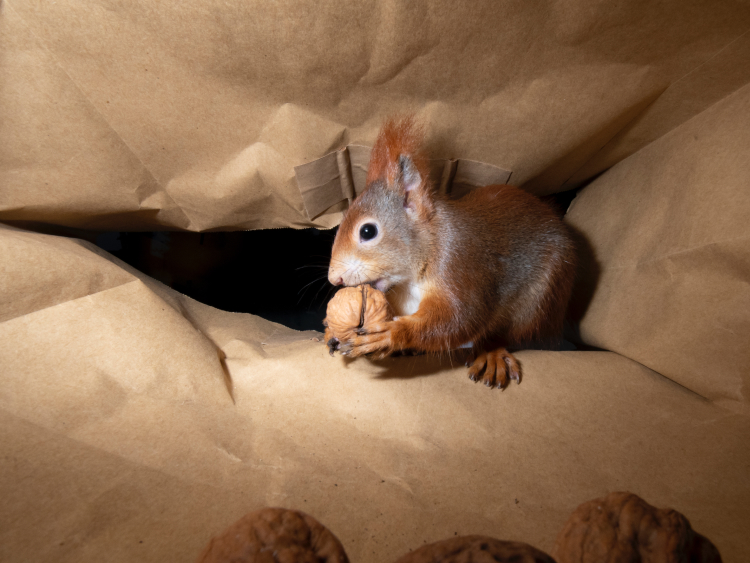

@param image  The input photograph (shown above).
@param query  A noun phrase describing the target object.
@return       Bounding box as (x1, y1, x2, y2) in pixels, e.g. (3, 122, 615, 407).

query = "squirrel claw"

(466, 347, 521, 391)
(505, 356, 521, 382)
(327, 337, 340, 356)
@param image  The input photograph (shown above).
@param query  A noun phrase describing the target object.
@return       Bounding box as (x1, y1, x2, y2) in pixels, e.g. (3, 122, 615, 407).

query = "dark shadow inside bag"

(95, 228, 339, 331)
(84, 189, 579, 333)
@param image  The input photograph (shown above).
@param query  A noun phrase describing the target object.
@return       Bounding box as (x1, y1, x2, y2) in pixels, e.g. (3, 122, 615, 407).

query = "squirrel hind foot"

(466, 348, 522, 390)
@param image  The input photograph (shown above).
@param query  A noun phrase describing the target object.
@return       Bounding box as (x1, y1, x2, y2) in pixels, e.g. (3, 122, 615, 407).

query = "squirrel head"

(328, 116, 435, 291)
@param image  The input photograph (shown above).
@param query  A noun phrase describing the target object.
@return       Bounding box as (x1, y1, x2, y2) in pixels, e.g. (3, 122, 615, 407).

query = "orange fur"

(328, 116, 578, 390)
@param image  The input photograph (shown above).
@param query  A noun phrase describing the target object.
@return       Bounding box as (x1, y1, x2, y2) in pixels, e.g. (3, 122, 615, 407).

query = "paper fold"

(4, 0, 750, 229)
(294, 146, 512, 220)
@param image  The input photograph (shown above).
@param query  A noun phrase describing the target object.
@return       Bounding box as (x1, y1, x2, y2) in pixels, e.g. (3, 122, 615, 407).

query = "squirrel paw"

(467, 348, 521, 389)
(338, 322, 394, 359)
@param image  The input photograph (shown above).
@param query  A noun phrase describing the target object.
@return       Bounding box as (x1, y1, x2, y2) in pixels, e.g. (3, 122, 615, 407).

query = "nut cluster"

(198, 493, 722, 563)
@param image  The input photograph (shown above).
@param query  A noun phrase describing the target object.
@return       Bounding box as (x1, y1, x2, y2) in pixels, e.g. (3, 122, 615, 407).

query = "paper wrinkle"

(163, 163, 268, 232)
(4, 293, 750, 559)
(3, 2, 194, 228)
(115, 283, 232, 400)
(215, 445, 243, 464)
(294, 145, 513, 220)
(600, 233, 750, 272)
(336, 149, 356, 202)
(211, 142, 278, 200)
(0, 275, 136, 325)
(167, 105, 346, 230)
(5, 1, 750, 230)
(567, 82, 750, 405)
(4, 3, 750, 559)
(222, 338, 268, 362)
(360, 2, 438, 86)
(566, 30, 750, 187)
(0, 407, 187, 480)
(261, 328, 324, 348)
(134, 179, 191, 229)
(1, 279, 230, 396)
(579, 266, 747, 405)
(162, 295, 251, 400)
(511, 64, 663, 191)
(656, 28, 750, 105)
(0, 225, 138, 323)
(6, 1, 166, 194)
(259, 103, 348, 160)
(556, 86, 668, 188)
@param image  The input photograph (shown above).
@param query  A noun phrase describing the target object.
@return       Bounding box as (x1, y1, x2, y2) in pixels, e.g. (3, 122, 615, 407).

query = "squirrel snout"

(329, 273, 344, 286)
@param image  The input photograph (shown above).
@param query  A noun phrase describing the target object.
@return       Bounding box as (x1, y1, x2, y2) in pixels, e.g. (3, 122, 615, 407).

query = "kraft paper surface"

(1, 224, 749, 563)
(566, 81, 750, 409)
(2, 1, 750, 561)
(2, 1, 750, 230)
(294, 147, 512, 220)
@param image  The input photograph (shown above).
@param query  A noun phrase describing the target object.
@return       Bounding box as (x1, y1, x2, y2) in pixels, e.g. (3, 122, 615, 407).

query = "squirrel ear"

(399, 155, 422, 194)
(399, 155, 434, 221)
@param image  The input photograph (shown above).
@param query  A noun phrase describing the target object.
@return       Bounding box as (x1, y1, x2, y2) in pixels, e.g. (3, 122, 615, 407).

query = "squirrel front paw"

(466, 348, 521, 389)
(338, 321, 395, 360)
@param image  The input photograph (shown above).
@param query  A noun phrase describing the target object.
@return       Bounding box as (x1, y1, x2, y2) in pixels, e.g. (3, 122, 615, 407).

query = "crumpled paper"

(2, 0, 750, 230)
(2, 1, 750, 561)
(566, 80, 750, 409)
(1, 223, 749, 563)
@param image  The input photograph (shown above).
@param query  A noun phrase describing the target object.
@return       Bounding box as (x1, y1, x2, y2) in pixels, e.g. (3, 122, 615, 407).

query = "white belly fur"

(387, 281, 423, 317)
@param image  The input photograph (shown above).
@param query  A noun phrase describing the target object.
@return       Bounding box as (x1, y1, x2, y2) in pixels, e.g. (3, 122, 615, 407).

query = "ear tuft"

(366, 115, 434, 221)
(366, 115, 426, 186)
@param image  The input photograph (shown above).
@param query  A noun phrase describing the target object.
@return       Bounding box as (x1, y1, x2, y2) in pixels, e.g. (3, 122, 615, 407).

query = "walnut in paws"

(323, 284, 393, 355)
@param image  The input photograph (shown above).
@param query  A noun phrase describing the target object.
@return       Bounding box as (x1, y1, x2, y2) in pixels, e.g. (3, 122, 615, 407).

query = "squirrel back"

(328, 116, 576, 352)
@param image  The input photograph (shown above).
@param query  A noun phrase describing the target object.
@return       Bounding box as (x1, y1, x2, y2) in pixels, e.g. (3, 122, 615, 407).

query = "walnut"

(394, 536, 556, 563)
(323, 284, 393, 355)
(553, 492, 722, 563)
(196, 507, 349, 563)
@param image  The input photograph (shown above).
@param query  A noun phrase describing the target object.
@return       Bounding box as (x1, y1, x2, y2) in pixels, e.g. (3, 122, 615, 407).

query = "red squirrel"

(327, 116, 576, 388)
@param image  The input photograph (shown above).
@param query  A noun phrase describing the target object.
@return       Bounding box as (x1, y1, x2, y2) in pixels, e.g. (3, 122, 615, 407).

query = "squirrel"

(326, 116, 577, 389)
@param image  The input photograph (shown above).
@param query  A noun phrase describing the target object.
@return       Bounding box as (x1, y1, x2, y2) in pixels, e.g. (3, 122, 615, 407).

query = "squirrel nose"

(327, 269, 343, 286)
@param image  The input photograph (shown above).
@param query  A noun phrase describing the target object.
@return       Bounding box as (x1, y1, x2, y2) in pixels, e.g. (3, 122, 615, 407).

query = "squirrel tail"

(366, 115, 428, 186)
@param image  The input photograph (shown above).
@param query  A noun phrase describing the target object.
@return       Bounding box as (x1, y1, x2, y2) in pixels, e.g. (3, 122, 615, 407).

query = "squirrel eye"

(359, 223, 378, 241)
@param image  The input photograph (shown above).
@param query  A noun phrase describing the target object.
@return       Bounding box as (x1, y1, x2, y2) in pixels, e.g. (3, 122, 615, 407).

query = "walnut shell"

(323, 285, 393, 353)
(394, 535, 556, 563)
(196, 507, 349, 563)
(553, 492, 722, 563)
